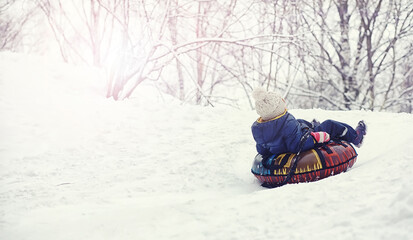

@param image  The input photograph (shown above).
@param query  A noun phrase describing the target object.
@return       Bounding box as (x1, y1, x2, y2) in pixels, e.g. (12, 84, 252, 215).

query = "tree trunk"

(337, 0, 357, 109)
(196, 2, 204, 104)
(168, 0, 185, 100)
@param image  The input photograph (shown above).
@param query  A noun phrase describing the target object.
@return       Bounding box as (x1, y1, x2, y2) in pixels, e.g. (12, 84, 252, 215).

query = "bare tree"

(0, 0, 38, 51)
(296, 0, 413, 112)
(6, 0, 411, 112)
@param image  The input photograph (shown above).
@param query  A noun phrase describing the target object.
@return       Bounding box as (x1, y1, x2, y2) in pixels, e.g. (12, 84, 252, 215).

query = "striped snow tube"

(251, 141, 358, 187)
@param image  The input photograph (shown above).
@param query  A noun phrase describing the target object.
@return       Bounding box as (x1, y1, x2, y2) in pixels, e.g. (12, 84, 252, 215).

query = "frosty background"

(1, 0, 412, 112)
(1, 1, 413, 240)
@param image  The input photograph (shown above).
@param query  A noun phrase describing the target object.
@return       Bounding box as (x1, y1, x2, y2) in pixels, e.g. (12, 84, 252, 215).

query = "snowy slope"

(1, 52, 413, 240)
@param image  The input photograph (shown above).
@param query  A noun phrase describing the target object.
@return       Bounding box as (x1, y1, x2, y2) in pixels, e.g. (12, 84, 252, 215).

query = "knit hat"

(252, 87, 286, 121)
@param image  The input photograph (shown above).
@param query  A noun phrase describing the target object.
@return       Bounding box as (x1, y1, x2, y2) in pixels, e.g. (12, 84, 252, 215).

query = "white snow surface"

(1, 52, 413, 240)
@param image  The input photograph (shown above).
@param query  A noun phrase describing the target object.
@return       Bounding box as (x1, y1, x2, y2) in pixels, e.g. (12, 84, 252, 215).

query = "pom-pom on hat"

(252, 87, 286, 121)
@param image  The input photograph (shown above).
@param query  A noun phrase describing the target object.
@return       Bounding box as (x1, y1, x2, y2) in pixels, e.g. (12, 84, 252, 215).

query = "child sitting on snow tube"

(251, 87, 367, 160)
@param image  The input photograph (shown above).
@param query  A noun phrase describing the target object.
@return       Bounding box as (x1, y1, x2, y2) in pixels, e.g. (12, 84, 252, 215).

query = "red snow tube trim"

(251, 141, 357, 187)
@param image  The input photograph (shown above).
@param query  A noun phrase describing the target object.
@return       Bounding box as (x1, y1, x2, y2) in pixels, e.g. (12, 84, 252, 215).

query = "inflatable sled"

(251, 141, 357, 188)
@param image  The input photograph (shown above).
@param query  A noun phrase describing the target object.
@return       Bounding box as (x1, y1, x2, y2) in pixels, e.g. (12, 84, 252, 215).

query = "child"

(251, 87, 367, 158)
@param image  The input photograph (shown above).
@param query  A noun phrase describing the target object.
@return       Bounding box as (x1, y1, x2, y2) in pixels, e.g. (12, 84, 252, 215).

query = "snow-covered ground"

(1, 52, 413, 240)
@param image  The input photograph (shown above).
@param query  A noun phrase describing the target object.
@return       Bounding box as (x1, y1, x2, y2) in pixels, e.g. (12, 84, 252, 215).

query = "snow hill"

(1, 52, 413, 240)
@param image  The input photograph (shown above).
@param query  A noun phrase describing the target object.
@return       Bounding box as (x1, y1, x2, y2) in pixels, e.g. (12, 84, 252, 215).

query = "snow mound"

(1, 52, 413, 240)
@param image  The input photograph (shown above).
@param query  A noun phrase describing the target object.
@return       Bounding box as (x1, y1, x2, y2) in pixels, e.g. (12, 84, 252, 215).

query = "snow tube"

(251, 141, 357, 187)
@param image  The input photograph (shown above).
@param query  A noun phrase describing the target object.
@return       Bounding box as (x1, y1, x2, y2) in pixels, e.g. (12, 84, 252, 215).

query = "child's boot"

(353, 120, 367, 147)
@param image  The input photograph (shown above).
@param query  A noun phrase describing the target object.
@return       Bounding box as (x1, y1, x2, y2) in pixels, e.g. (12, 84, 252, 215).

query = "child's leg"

(314, 120, 357, 143)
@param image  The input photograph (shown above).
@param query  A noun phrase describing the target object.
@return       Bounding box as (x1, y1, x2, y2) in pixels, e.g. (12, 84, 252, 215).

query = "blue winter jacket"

(251, 110, 316, 157)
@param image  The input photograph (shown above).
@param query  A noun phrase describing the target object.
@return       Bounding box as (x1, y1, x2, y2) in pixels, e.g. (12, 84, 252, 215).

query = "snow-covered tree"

(2, 0, 412, 112)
